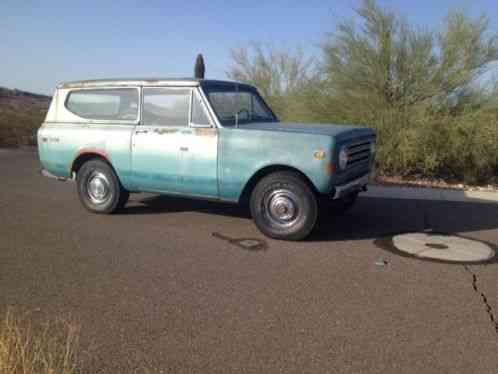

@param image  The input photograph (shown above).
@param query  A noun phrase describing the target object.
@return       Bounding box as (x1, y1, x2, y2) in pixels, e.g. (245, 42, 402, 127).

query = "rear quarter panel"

(37, 88, 135, 189)
(38, 124, 134, 187)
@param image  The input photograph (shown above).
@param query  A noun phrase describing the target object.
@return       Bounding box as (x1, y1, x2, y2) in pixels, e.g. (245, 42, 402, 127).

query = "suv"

(38, 78, 376, 240)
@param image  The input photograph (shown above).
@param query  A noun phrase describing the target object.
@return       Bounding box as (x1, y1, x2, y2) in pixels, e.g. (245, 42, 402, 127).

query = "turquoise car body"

(38, 78, 376, 202)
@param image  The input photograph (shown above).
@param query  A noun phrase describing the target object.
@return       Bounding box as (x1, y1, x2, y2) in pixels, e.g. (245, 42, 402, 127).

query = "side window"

(191, 91, 211, 126)
(142, 88, 190, 127)
(66, 88, 138, 121)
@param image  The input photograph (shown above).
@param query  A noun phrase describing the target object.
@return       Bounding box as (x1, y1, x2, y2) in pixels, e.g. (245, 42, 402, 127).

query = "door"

(131, 87, 191, 193)
(178, 89, 219, 197)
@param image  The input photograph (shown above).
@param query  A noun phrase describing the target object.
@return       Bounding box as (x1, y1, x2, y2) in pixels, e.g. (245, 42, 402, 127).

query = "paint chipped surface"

(154, 128, 178, 135)
(193, 128, 216, 137)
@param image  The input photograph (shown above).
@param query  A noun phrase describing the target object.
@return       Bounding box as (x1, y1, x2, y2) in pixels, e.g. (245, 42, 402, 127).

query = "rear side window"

(142, 88, 191, 127)
(66, 88, 138, 121)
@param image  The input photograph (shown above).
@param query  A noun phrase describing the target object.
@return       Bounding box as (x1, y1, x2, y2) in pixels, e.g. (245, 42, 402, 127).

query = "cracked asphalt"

(1, 148, 497, 373)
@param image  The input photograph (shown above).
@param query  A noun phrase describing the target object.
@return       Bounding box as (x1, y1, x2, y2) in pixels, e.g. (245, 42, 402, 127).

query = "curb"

(365, 185, 498, 204)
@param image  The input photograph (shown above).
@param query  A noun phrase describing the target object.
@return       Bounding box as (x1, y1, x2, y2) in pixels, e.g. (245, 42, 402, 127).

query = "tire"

(76, 159, 129, 214)
(250, 171, 318, 241)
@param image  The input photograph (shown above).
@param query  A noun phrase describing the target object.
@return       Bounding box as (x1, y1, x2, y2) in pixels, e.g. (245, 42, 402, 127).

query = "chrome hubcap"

(87, 172, 111, 204)
(264, 189, 299, 227)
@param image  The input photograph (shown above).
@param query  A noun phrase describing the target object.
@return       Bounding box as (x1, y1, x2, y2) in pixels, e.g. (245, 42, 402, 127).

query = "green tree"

(226, 1, 498, 183)
(320, 0, 498, 182)
(227, 43, 317, 120)
(322, 0, 498, 120)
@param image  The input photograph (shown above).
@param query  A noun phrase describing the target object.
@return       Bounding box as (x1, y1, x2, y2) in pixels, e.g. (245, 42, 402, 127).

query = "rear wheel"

(250, 171, 318, 241)
(77, 159, 129, 214)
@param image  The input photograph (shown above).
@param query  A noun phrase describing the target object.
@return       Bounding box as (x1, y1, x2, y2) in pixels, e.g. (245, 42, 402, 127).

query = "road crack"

(464, 265, 498, 336)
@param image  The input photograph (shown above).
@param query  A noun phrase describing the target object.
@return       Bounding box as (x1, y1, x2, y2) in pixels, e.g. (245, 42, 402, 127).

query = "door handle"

(180, 147, 189, 152)
(135, 129, 148, 134)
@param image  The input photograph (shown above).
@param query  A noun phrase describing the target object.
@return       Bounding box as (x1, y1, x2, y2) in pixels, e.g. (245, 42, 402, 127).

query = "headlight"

(338, 146, 348, 170)
(370, 142, 376, 155)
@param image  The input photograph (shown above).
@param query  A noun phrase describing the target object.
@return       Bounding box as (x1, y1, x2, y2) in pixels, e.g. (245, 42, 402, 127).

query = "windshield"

(203, 85, 278, 126)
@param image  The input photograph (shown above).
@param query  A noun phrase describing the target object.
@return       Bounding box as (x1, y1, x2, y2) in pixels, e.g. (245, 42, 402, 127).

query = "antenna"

(194, 54, 205, 79)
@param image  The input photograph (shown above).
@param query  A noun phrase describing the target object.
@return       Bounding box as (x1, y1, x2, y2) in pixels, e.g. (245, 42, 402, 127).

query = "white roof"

(58, 78, 203, 89)
(57, 78, 251, 89)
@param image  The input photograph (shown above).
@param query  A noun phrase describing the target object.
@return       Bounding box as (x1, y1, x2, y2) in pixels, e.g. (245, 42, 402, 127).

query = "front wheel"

(250, 171, 318, 241)
(77, 159, 129, 214)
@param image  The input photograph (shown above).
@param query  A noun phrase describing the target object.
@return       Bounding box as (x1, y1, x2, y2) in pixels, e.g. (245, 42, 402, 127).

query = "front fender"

(218, 128, 334, 201)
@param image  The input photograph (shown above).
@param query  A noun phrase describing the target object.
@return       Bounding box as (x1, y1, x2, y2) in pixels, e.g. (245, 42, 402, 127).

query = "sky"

(2, 0, 497, 95)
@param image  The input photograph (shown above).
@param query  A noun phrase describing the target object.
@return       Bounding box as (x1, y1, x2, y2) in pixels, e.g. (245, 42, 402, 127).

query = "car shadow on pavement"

(122, 194, 252, 219)
(122, 194, 498, 243)
(312, 197, 498, 242)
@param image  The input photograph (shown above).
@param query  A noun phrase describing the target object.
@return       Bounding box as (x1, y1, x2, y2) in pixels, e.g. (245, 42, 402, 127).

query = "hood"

(241, 122, 375, 141)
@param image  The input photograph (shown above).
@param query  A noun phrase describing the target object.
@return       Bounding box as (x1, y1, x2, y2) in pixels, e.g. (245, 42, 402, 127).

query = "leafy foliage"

(323, 0, 497, 115)
(228, 0, 498, 184)
(227, 43, 318, 121)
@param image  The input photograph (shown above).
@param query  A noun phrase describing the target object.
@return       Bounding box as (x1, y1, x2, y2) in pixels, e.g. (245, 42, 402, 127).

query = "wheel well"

(71, 153, 111, 176)
(239, 165, 318, 205)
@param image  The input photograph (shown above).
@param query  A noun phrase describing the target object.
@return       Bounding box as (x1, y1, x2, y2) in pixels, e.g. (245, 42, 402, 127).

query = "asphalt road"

(1, 148, 498, 373)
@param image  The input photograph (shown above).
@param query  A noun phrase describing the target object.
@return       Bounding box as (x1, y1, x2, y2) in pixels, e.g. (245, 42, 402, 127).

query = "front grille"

(346, 140, 372, 168)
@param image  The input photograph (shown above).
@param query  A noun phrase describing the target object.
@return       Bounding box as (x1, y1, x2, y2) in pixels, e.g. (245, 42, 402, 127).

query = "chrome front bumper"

(332, 173, 370, 199)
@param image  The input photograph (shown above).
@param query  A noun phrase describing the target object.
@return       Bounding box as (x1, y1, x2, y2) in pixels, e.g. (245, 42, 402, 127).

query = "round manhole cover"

(392, 233, 495, 263)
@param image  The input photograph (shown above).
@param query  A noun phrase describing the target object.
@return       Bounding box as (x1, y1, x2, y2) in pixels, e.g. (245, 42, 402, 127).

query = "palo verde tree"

(227, 2, 498, 183)
(320, 0, 498, 182)
(227, 43, 317, 120)
(322, 0, 498, 122)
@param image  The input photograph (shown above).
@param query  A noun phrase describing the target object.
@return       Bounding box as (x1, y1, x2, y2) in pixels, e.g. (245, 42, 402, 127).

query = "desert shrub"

(0, 92, 49, 147)
(0, 105, 46, 147)
(367, 105, 498, 183)
(443, 109, 498, 183)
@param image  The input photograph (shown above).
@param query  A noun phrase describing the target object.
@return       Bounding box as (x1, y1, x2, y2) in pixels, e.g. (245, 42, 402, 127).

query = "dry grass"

(0, 88, 50, 147)
(0, 309, 81, 374)
(0, 101, 48, 147)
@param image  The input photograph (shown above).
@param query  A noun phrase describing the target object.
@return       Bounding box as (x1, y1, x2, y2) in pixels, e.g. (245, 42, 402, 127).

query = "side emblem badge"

(314, 150, 326, 160)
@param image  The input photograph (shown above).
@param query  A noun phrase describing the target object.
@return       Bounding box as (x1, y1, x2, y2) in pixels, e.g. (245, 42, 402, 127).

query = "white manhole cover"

(392, 233, 495, 263)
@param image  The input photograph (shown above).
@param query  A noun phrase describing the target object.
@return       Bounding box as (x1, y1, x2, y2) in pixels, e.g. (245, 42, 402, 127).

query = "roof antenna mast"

(194, 53, 205, 79)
